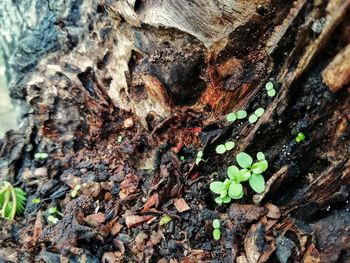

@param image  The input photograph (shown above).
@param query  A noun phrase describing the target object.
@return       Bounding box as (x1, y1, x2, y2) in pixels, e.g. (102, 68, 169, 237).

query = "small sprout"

(295, 132, 305, 143)
(116, 135, 124, 143)
(48, 207, 63, 217)
(265, 81, 277, 97)
(210, 152, 268, 203)
(249, 108, 265, 124)
(34, 152, 48, 160)
(71, 185, 81, 198)
(159, 214, 172, 226)
(215, 141, 235, 154)
(47, 215, 59, 224)
(212, 219, 221, 240)
(195, 151, 204, 165)
(32, 198, 41, 204)
(226, 110, 247, 122)
(180, 156, 185, 161)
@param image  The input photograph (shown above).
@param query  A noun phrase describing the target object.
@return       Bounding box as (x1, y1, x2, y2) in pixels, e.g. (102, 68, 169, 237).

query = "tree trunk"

(0, 0, 350, 262)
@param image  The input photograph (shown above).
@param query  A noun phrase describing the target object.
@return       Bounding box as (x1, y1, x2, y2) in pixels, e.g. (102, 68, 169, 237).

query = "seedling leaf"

(257, 152, 265, 161)
(212, 219, 220, 229)
(249, 114, 258, 123)
(236, 110, 247, 119)
(249, 174, 265, 193)
(227, 166, 240, 180)
(267, 89, 276, 97)
(228, 182, 243, 198)
(210, 182, 225, 194)
(224, 141, 235, 151)
(159, 214, 172, 226)
(222, 196, 231, 203)
(226, 113, 237, 122)
(236, 152, 253, 168)
(216, 144, 226, 154)
(197, 151, 203, 158)
(254, 108, 265, 117)
(236, 169, 251, 182)
(251, 160, 268, 174)
(265, 82, 274, 91)
(213, 229, 221, 240)
(215, 197, 223, 204)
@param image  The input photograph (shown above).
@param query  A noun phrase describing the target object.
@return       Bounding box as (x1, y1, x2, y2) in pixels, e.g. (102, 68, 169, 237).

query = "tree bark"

(0, 0, 350, 262)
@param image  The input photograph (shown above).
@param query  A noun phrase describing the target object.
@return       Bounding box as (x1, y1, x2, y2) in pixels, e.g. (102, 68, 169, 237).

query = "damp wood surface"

(0, 0, 350, 262)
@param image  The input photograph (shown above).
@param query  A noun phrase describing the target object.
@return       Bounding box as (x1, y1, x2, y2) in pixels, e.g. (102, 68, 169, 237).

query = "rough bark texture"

(0, 0, 350, 262)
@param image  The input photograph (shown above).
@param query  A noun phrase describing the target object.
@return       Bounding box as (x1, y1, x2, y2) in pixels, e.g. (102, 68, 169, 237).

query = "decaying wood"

(322, 43, 350, 92)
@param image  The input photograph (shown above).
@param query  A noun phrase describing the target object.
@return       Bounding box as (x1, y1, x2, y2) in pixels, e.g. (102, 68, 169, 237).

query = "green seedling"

(34, 152, 48, 160)
(226, 110, 248, 122)
(295, 132, 305, 143)
(32, 198, 41, 204)
(71, 185, 81, 198)
(0, 181, 27, 220)
(212, 219, 221, 240)
(215, 141, 235, 154)
(265, 81, 277, 97)
(47, 206, 63, 224)
(159, 214, 172, 226)
(47, 215, 59, 224)
(248, 108, 265, 124)
(180, 156, 185, 161)
(116, 135, 124, 143)
(210, 152, 268, 204)
(195, 151, 204, 165)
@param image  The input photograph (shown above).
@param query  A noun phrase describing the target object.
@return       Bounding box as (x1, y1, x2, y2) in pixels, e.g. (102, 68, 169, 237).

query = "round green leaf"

(265, 81, 274, 91)
(228, 182, 243, 198)
(236, 169, 251, 182)
(222, 196, 231, 203)
(231, 190, 244, 199)
(212, 219, 220, 229)
(159, 214, 173, 226)
(236, 110, 247, 119)
(226, 112, 237, 122)
(210, 181, 225, 194)
(197, 151, 203, 158)
(251, 160, 268, 174)
(227, 166, 240, 180)
(215, 197, 223, 204)
(249, 174, 265, 193)
(254, 108, 265, 117)
(267, 89, 276, 97)
(248, 114, 258, 123)
(216, 144, 226, 154)
(236, 152, 253, 168)
(224, 141, 235, 151)
(195, 158, 201, 165)
(257, 152, 265, 161)
(213, 229, 221, 240)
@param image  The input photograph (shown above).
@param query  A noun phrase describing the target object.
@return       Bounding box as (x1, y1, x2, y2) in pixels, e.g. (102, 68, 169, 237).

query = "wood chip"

(236, 255, 249, 263)
(142, 193, 159, 212)
(84, 212, 106, 227)
(174, 198, 190, 213)
(322, 43, 350, 92)
(125, 215, 154, 228)
(302, 244, 320, 263)
(111, 221, 123, 236)
(265, 203, 281, 219)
